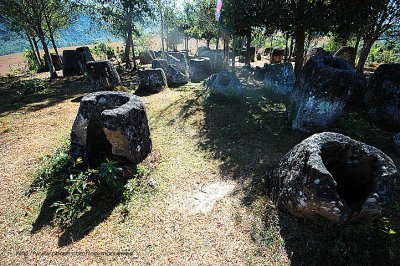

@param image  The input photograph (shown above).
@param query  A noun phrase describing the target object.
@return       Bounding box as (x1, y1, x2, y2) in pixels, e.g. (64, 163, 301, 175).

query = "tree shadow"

(177, 84, 400, 265)
(0, 75, 92, 115)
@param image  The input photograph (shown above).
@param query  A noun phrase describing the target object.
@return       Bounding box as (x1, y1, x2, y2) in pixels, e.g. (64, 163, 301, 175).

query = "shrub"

(52, 172, 97, 223)
(92, 42, 116, 60)
(23, 49, 40, 73)
(11, 78, 48, 95)
(28, 141, 71, 194)
(98, 159, 124, 192)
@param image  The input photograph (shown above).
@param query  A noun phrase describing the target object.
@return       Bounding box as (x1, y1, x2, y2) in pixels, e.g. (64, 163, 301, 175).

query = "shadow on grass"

(0, 75, 91, 115)
(177, 85, 400, 265)
(30, 178, 126, 247)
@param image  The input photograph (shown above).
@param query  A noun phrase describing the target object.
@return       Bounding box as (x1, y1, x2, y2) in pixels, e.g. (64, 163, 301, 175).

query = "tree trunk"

(294, 29, 306, 76)
(216, 35, 220, 50)
(26, 31, 41, 65)
(284, 33, 289, 62)
(32, 37, 43, 67)
(124, 10, 133, 69)
(38, 29, 57, 79)
(356, 37, 374, 74)
(160, 10, 165, 52)
(289, 36, 294, 62)
(49, 33, 60, 57)
(245, 30, 251, 66)
(232, 35, 236, 71)
(225, 36, 230, 65)
(131, 37, 137, 71)
(206, 39, 210, 49)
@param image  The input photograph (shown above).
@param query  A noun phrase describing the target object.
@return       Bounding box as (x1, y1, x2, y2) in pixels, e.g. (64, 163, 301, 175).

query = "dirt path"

(0, 86, 281, 265)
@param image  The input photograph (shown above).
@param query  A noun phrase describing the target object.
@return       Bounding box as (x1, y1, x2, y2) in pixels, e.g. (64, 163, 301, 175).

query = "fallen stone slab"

(267, 132, 398, 223)
(70, 91, 152, 166)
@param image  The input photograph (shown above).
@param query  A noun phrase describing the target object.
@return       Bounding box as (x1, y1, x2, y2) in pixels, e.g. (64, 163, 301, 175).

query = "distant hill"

(0, 15, 120, 56)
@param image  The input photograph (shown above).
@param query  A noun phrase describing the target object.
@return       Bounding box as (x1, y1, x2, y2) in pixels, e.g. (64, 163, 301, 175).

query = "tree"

(82, 0, 151, 69)
(0, 0, 66, 78)
(355, 0, 400, 73)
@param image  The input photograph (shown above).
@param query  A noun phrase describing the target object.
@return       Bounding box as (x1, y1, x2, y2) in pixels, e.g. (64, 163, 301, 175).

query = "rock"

(139, 51, 154, 64)
(166, 64, 189, 87)
(270, 48, 285, 64)
(62, 50, 81, 77)
(86, 60, 121, 91)
(238, 55, 246, 63)
(209, 71, 243, 97)
(189, 58, 212, 83)
(264, 47, 272, 56)
(152, 59, 168, 75)
(254, 66, 267, 81)
(288, 56, 363, 133)
(51, 54, 62, 71)
(334, 46, 356, 66)
(264, 63, 295, 101)
(257, 53, 262, 61)
(364, 64, 400, 130)
(152, 59, 188, 87)
(308, 47, 328, 58)
(249, 47, 256, 62)
(239, 65, 253, 79)
(197, 46, 210, 57)
(167, 52, 188, 74)
(70, 91, 152, 166)
(198, 49, 224, 73)
(75, 47, 94, 74)
(394, 133, 400, 153)
(138, 69, 167, 93)
(154, 51, 163, 59)
(240, 47, 256, 62)
(267, 132, 398, 223)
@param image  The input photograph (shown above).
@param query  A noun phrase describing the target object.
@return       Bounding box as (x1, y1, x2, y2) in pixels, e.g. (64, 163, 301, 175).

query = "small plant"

(11, 78, 48, 95)
(52, 172, 97, 223)
(98, 159, 123, 191)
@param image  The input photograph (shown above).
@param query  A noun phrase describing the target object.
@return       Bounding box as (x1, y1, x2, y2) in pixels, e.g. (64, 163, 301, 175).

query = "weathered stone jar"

(137, 69, 167, 93)
(86, 60, 121, 91)
(264, 63, 295, 102)
(70, 91, 152, 166)
(288, 56, 363, 133)
(364, 63, 400, 130)
(267, 132, 398, 223)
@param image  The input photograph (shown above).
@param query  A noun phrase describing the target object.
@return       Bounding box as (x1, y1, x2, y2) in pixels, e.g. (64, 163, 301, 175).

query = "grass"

(0, 72, 399, 265)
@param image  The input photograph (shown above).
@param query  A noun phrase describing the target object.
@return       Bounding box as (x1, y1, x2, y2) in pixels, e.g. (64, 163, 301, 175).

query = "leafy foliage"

(52, 172, 97, 223)
(92, 42, 116, 59)
(11, 78, 49, 95)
